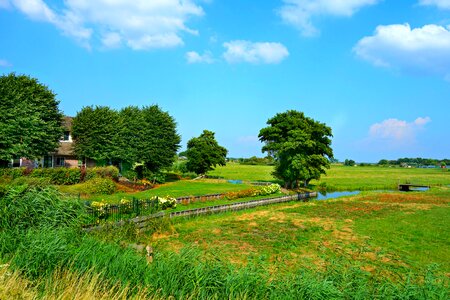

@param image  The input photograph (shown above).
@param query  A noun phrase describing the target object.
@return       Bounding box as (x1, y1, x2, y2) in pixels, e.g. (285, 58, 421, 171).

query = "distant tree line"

(237, 156, 275, 166)
(378, 158, 449, 167)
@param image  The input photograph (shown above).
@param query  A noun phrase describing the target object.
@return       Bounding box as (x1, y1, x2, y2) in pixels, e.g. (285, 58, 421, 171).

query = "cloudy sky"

(1, 0, 449, 162)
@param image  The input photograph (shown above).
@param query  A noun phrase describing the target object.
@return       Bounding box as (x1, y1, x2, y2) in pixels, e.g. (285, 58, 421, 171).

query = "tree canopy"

(0, 73, 63, 166)
(72, 105, 180, 171)
(72, 106, 118, 163)
(258, 110, 333, 188)
(186, 130, 228, 175)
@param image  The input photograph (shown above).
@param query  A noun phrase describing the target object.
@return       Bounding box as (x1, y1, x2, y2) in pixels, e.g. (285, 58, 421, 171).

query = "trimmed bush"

(83, 178, 116, 195)
(30, 168, 81, 185)
(85, 166, 119, 181)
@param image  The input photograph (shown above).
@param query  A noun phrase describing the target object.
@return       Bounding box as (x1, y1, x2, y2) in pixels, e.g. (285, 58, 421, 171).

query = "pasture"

(210, 163, 450, 191)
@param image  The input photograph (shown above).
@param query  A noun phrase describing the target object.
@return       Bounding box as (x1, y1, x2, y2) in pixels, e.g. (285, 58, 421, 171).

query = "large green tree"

(258, 110, 333, 188)
(186, 130, 228, 175)
(138, 105, 181, 172)
(0, 73, 63, 167)
(72, 106, 119, 164)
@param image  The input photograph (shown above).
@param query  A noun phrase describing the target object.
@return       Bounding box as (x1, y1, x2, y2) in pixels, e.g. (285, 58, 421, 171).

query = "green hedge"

(0, 166, 120, 185)
(30, 168, 81, 185)
(85, 166, 119, 181)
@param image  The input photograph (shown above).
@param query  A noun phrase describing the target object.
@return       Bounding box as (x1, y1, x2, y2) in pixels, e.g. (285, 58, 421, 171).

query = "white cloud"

(419, 0, 450, 9)
(354, 23, 450, 79)
(278, 0, 379, 36)
(223, 40, 289, 64)
(368, 117, 431, 146)
(2, 0, 204, 50)
(0, 59, 12, 67)
(186, 51, 214, 64)
(101, 32, 121, 49)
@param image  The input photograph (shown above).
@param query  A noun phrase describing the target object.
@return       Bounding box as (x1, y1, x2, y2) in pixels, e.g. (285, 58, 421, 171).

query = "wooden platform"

(398, 184, 430, 191)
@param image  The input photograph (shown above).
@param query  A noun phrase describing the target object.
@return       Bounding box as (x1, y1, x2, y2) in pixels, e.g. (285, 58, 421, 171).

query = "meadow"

(210, 163, 450, 190)
(0, 164, 449, 299)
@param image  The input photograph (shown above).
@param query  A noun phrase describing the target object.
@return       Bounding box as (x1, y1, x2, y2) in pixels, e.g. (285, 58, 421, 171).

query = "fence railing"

(84, 197, 160, 226)
(84, 194, 227, 226)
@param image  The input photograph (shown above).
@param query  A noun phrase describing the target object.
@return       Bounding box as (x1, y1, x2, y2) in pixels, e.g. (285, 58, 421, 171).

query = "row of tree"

(72, 105, 181, 173)
(1, 73, 334, 186)
(378, 158, 448, 167)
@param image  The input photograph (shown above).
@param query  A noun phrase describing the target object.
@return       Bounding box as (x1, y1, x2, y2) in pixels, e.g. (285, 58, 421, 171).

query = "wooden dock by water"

(398, 184, 430, 191)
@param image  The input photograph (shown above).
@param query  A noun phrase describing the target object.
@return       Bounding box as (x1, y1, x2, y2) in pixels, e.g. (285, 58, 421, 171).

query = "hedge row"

(0, 166, 119, 185)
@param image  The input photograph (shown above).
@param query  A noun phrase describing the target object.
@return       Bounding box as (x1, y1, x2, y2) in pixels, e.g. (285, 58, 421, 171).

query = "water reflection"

(314, 190, 360, 200)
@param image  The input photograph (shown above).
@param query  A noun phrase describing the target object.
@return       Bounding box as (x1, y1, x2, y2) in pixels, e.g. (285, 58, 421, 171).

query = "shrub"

(10, 177, 52, 187)
(143, 171, 166, 184)
(150, 196, 176, 210)
(225, 184, 281, 200)
(85, 166, 119, 181)
(0, 167, 26, 179)
(122, 169, 138, 181)
(83, 178, 116, 195)
(29, 168, 81, 185)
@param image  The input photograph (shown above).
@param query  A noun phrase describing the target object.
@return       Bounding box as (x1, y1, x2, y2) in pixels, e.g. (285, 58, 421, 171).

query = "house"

(13, 116, 95, 168)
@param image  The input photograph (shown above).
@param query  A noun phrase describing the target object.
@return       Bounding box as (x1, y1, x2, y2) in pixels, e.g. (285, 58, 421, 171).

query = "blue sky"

(1, 0, 449, 162)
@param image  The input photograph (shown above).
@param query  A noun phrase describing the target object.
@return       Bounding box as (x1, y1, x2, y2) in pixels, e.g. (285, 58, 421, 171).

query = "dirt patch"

(360, 265, 376, 273)
(151, 232, 177, 241)
(291, 217, 335, 231)
(360, 193, 450, 205)
(164, 240, 184, 253)
(269, 212, 287, 223)
(343, 202, 385, 214)
(211, 228, 222, 235)
(248, 221, 258, 227)
(235, 211, 269, 221)
(396, 203, 435, 211)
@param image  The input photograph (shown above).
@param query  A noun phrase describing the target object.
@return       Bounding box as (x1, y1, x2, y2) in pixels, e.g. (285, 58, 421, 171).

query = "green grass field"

(209, 163, 450, 191)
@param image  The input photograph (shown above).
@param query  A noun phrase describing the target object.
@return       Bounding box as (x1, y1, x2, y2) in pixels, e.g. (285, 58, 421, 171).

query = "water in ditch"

(313, 190, 360, 200)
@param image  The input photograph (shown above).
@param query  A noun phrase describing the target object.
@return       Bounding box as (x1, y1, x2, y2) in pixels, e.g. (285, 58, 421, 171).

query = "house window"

(56, 157, 65, 167)
(63, 131, 70, 141)
(43, 156, 52, 168)
(12, 158, 21, 167)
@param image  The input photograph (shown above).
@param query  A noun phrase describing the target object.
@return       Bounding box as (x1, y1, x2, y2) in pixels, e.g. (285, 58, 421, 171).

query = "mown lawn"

(149, 187, 450, 279)
(80, 179, 253, 203)
(208, 162, 276, 182)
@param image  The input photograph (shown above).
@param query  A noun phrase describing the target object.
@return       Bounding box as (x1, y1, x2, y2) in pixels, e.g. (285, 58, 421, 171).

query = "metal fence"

(84, 197, 160, 226)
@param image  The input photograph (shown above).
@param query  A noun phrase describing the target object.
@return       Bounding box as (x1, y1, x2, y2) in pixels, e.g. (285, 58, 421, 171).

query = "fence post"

(133, 197, 140, 216)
